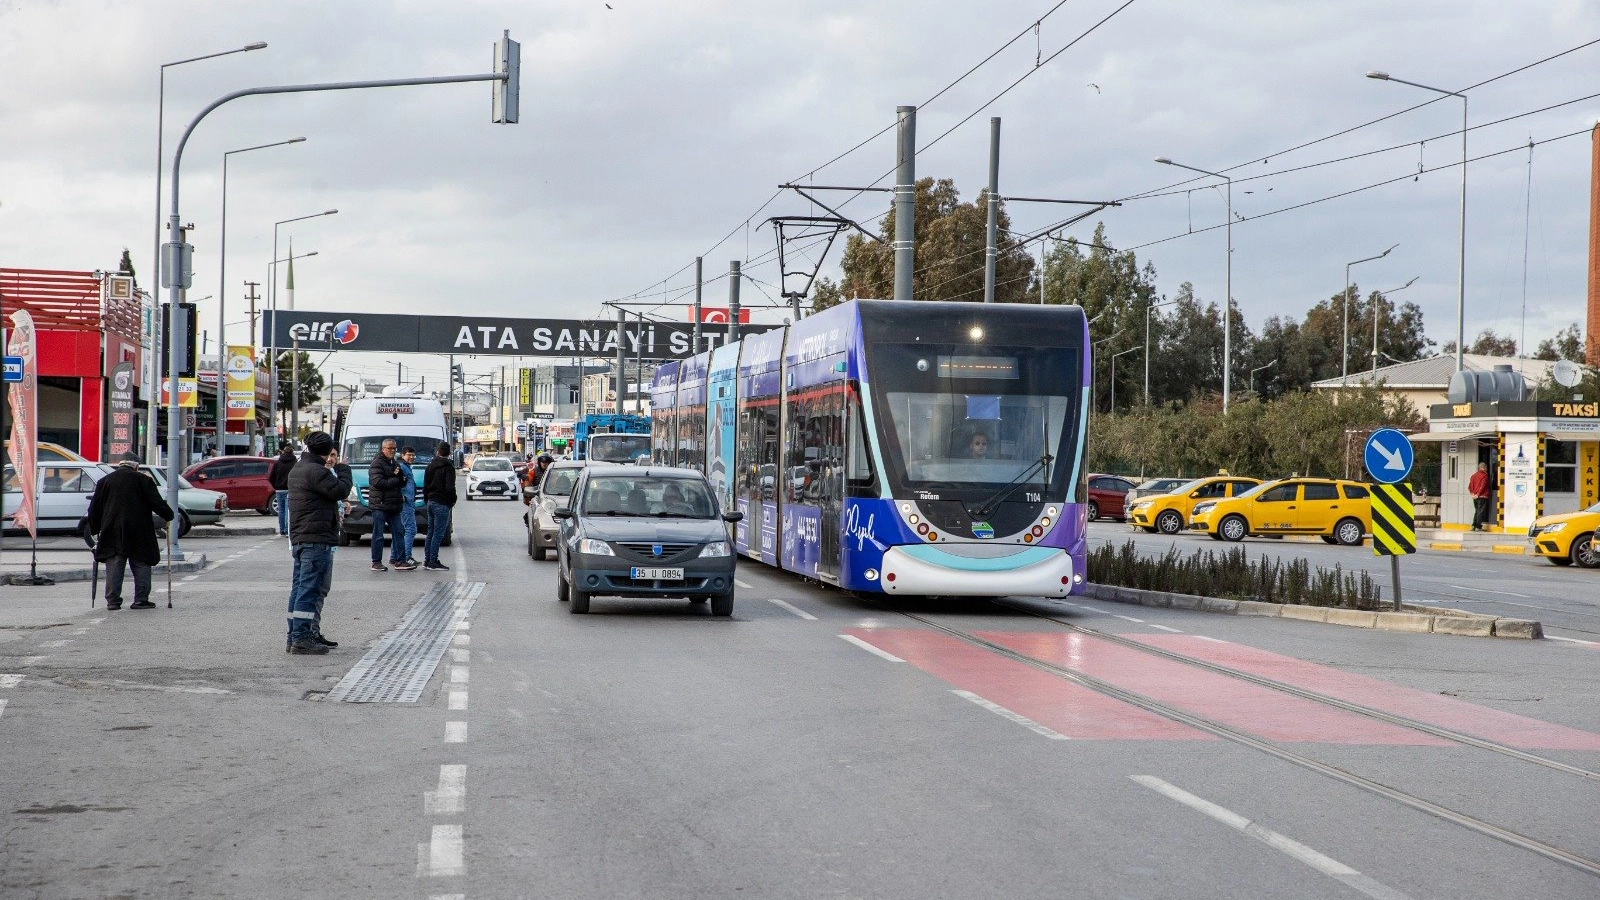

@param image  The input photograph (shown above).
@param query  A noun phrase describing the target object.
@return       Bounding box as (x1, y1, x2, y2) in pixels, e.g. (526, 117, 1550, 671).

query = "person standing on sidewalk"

(86, 454, 174, 611)
(286, 431, 354, 654)
(1469, 461, 1492, 531)
(268, 444, 296, 536)
(422, 441, 457, 571)
(368, 439, 414, 571)
(396, 446, 420, 566)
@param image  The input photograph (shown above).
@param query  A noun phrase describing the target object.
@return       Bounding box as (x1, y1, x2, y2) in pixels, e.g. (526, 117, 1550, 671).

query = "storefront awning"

(1407, 431, 1494, 443)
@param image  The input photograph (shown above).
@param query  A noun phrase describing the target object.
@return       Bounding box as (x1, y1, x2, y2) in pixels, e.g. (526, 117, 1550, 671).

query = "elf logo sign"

(288, 319, 361, 345)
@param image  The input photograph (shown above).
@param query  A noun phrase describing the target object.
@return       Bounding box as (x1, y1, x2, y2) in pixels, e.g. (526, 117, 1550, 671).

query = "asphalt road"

(1, 497, 1598, 899)
(1088, 519, 1600, 641)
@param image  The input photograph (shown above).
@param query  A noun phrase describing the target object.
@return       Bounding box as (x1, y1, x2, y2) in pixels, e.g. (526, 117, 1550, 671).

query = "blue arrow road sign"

(1, 356, 22, 383)
(1364, 428, 1414, 484)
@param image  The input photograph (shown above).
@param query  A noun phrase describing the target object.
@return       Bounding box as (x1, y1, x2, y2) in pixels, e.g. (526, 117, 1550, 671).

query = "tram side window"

(785, 384, 846, 504)
(847, 396, 874, 488)
(680, 405, 706, 471)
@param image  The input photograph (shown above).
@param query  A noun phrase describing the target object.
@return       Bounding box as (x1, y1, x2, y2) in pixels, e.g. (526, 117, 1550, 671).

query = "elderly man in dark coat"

(286, 431, 354, 654)
(86, 454, 175, 610)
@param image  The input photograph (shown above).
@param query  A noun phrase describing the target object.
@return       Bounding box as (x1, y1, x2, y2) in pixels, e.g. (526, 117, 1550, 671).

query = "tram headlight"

(1073, 573, 1084, 584)
(909, 514, 919, 525)
(899, 502, 912, 514)
(864, 568, 879, 582)
(1046, 506, 1058, 517)
(1041, 517, 1051, 527)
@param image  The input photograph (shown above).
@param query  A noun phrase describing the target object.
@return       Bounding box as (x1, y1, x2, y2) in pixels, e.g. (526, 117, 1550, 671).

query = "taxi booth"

(1417, 399, 1600, 534)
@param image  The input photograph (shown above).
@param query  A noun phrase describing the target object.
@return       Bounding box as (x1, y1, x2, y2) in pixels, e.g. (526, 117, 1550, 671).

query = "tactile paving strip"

(327, 581, 483, 703)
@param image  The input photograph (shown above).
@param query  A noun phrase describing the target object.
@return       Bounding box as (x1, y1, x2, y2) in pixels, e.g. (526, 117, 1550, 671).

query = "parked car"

(1188, 478, 1371, 545)
(554, 467, 742, 615)
(184, 455, 277, 515)
(3, 440, 89, 465)
(1528, 503, 1600, 567)
(527, 459, 602, 561)
(2, 461, 111, 534)
(1126, 477, 1190, 503)
(139, 465, 228, 535)
(466, 456, 519, 500)
(1086, 474, 1138, 522)
(1128, 474, 1262, 535)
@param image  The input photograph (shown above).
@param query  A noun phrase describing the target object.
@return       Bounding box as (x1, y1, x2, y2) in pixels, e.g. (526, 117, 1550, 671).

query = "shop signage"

(263, 311, 775, 361)
(159, 377, 198, 408)
(225, 345, 256, 421)
(1550, 402, 1600, 417)
(108, 362, 136, 458)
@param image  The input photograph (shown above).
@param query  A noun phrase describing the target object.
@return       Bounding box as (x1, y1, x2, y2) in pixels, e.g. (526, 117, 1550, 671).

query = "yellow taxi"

(1127, 473, 1261, 535)
(1188, 477, 1372, 545)
(1527, 504, 1600, 567)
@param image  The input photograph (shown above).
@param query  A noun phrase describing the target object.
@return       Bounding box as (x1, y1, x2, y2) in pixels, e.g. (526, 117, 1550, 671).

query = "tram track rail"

(874, 601, 1600, 879)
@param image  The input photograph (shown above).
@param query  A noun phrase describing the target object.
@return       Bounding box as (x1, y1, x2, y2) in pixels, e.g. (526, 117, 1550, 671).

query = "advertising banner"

(263, 311, 775, 361)
(519, 367, 531, 407)
(225, 345, 256, 421)
(159, 377, 199, 408)
(5, 310, 40, 537)
(108, 361, 136, 459)
(1502, 433, 1539, 531)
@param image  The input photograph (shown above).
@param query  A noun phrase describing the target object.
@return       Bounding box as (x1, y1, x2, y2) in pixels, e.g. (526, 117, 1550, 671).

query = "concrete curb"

(1, 554, 208, 586)
(185, 525, 278, 539)
(1085, 583, 1542, 640)
(1425, 541, 1527, 555)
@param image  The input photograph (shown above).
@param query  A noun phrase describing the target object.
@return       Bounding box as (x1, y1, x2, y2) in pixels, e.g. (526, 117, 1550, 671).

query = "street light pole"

(219, 137, 304, 454)
(267, 210, 338, 452)
(1110, 347, 1138, 413)
(1371, 276, 1419, 374)
(1342, 243, 1398, 384)
(149, 40, 267, 465)
(1250, 358, 1279, 396)
(1144, 297, 1179, 404)
(1368, 71, 1468, 373)
(1155, 157, 1232, 411)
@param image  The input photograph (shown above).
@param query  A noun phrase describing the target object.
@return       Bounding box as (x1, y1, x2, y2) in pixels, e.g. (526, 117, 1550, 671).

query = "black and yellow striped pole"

(1370, 483, 1416, 610)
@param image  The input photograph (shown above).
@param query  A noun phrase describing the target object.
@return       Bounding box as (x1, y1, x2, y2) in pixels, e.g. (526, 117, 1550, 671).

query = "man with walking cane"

(85, 454, 174, 611)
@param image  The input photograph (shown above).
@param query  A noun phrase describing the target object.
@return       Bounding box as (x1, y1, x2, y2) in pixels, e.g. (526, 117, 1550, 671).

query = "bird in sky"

(1087, 83, 1101, 93)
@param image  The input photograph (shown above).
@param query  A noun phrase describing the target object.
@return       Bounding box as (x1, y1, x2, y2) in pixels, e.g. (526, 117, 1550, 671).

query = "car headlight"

(1192, 502, 1215, 515)
(578, 538, 615, 556)
(1541, 522, 1566, 534)
(698, 541, 731, 558)
(1131, 500, 1151, 511)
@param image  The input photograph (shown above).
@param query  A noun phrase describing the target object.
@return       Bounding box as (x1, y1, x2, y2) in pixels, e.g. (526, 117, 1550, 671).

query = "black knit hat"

(304, 431, 335, 455)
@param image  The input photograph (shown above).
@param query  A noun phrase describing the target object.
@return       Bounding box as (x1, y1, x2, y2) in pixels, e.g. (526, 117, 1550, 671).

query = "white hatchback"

(466, 456, 519, 500)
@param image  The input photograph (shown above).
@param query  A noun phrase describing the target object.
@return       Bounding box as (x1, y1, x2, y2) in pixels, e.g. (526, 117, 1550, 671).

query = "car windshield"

(580, 476, 717, 518)
(141, 467, 195, 490)
(589, 434, 652, 463)
(543, 467, 580, 496)
(1138, 478, 1180, 492)
(474, 458, 513, 471)
(344, 435, 441, 465)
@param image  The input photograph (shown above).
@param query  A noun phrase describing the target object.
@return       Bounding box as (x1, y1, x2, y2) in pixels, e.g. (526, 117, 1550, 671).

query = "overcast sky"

(3, 0, 1598, 385)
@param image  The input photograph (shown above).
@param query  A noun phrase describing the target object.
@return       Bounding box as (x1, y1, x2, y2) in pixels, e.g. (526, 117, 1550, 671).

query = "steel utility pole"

(244, 280, 260, 452)
(893, 105, 916, 303)
(693, 256, 703, 353)
(983, 117, 1000, 304)
(728, 261, 742, 344)
(616, 307, 627, 413)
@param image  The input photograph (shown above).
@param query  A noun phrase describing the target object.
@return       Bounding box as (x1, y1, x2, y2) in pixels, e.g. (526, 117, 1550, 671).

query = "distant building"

(1311, 353, 1560, 417)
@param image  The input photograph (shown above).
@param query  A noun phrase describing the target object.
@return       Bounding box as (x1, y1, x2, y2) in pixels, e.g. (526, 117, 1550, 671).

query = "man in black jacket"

(267, 444, 297, 536)
(286, 431, 354, 654)
(87, 455, 175, 610)
(422, 441, 457, 571)
(367, 438, 414, 571)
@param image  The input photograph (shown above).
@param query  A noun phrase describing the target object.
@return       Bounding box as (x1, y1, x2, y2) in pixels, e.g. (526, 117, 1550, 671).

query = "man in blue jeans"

(422, 441, 457, 571)
(367, 439, 415, 572)
(397, 446, 420, 565)
(285, 431, 353, 654)
(268, 444, 296, 536)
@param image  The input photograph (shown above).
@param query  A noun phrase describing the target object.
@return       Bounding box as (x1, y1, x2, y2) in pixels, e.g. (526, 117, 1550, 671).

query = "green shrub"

(1087, 540, 1379, 610)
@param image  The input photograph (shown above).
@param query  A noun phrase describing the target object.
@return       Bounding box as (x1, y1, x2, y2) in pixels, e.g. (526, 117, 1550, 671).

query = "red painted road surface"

(845, 628, 1600, 747)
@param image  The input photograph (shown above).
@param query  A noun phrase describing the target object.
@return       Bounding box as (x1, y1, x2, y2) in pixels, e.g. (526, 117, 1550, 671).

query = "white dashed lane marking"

(449, 648, 470, 664)
(839, 634, 904, 663)
(449, 666, 469, 684)
(767, 598, 817, 620)
(417, 824, 465, 877)
(0, 675, 25, 688)
(444, 721, 467, 743)
(448, 691, 468, 711)
(424, 765, 466, 814)
(735, 579, 754, 589)
(953, 690, 1069, 740)
(39, 640, 70, 649)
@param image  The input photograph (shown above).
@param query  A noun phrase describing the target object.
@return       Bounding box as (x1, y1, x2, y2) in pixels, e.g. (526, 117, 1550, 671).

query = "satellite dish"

(1554, 359, 1582, 388)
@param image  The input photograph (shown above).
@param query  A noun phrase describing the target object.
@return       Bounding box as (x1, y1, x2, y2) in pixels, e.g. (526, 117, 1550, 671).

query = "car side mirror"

(722, 511, 744, 523)
(553, 508, 574, 520)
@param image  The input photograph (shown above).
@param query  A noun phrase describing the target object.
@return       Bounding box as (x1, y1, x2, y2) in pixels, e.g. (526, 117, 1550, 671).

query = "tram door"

(815, 385, 846, 582)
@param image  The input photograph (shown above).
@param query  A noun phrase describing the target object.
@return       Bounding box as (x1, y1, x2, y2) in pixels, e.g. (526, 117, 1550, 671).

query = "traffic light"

(492, 30, 520, 124)
(451, 364, 464, 383)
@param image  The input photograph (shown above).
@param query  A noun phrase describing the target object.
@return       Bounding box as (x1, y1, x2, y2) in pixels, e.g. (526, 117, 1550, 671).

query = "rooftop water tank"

(1446, 364, 1526, 404)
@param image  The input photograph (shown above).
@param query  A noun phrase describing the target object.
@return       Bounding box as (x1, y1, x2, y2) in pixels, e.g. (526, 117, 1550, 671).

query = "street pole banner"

(262, 310, 775, 361)
(108, 361, 136, 459)
(159, 377, 199, 408)
(225, 345, 256, 421)
(5, 309, 40, 537)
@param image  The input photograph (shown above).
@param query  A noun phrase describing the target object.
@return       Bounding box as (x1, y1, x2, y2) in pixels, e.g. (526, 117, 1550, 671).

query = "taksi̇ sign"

(265, 311, 774, 361)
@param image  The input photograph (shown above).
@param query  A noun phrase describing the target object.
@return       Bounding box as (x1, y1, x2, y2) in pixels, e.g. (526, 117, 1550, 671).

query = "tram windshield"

(871, 343, 1080, 498)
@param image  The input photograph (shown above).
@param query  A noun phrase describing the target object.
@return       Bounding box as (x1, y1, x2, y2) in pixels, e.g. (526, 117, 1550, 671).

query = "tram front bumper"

(876, 545, 1076, 597)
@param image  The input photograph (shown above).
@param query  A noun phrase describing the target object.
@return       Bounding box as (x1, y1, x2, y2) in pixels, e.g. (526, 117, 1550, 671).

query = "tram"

(649, 299, 1089, 597)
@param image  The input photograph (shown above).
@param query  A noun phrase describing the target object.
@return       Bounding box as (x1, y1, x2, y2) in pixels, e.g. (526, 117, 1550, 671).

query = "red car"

(1086, 474, 1137, 522)
(184, 456, 278, 516)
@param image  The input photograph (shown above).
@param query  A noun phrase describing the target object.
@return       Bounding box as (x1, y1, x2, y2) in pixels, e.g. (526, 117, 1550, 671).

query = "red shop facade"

(1, 268, 145, 462)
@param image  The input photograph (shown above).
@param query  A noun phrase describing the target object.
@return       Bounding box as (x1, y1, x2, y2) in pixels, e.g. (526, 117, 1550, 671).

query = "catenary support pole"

(693, 256, 703, 353)
(616, 307, 627, 414)
(893, 105, 916, 303)
(983, 117, 1000, 304)
(634, 312, 644, 414)
(728, 261, 742, 345)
